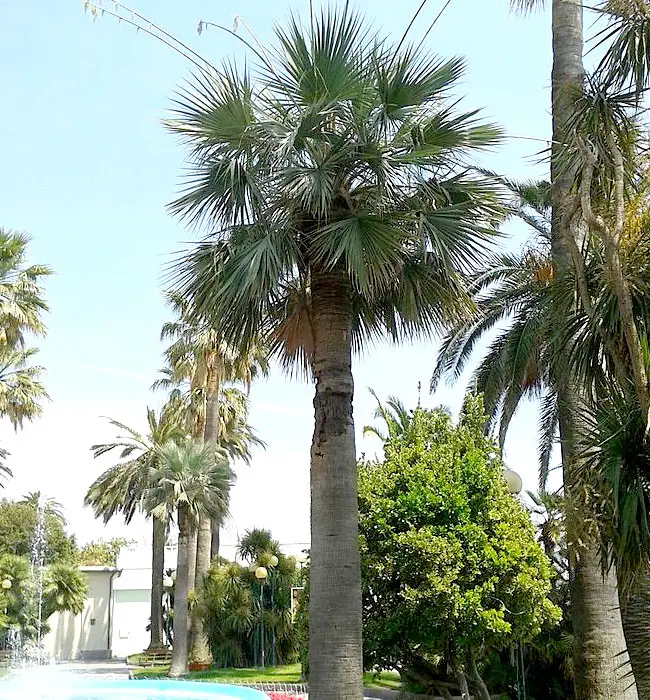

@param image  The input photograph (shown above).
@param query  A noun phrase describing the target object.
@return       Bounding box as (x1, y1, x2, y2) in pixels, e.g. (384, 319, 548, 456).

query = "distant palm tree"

(168, 9, 505, 697)
(146, 440, 232, 677)
(158, 293, 268, 665)
(19, 492, 66, 526)
(0, 229, 51, 486)
(363, 389, 413, 443)
(0, 229, 50, 348)
(85, 403, 186, 650)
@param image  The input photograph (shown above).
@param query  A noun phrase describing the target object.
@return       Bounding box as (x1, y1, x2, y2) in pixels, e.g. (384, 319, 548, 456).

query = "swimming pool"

(0, 679, 272, 700)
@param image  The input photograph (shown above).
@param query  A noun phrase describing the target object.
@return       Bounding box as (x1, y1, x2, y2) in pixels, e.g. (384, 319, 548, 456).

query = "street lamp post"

(503, 466, 525, 699)
(255, 566, 268, 668)
(268, 556, 278, 667)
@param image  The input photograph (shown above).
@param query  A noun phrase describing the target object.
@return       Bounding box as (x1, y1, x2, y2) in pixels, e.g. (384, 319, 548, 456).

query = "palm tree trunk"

(210, 527, 220, 561)
(170, 504, 192, 677)
(190, 371, 221, 665)
(190, 515, 213, 665)
(147, 516, 166, 650)
(550, 2, 637, 698)
(204, 375, 221, 562)
(620, 576, 650, 699)
(308, 264, 363, 700)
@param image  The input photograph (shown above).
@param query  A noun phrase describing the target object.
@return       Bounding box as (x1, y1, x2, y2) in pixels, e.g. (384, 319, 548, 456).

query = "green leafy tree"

(357, 395, 560, 699)
(168, 8, 505, 698)
(146, 440, 233, 677)
(78, 538, 133, 567)
(0, 499, 76, 564)
(85, 402, 186, 650)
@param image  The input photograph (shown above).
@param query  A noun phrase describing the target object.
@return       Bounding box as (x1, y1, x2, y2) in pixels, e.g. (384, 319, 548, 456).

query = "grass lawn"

(130, 662, 403, 690)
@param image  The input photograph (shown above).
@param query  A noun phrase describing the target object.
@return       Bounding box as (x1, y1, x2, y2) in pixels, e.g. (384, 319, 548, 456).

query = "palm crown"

(168, 7, 505, 367)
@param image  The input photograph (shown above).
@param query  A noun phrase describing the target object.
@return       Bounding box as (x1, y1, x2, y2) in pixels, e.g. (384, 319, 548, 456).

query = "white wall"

(44, 570, 112, 660)
(111, 588, 150, 658)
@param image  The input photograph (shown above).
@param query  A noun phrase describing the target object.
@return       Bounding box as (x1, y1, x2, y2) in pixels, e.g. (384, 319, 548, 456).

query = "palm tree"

(363, 388, 413, 442)
(19, 492, 66, 526)
(168, 9, 505, 699)
(0, 229, 50, 349)
(85, 403, 186, 650)
(159, 291, 268, 560)
(146, 440, 232, 677)
(507, 2, 628, 697)
(432, 176, 650, 697)
(0, 229, 51, 485)
(158, 292, 268, 665)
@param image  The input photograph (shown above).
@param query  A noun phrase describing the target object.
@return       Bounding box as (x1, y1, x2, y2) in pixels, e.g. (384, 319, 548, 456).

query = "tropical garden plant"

(167, 8, 506, 698)
(201, 529, 299, 668)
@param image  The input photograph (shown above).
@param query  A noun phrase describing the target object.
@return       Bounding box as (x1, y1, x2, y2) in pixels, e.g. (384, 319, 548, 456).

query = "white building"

(43, 545, 177, 660)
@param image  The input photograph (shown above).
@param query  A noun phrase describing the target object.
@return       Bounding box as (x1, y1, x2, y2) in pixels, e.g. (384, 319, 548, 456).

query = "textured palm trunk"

(186, 525, 198, 645)
(210, 527, 220, 561)
(191, 516, 213, 665)
(147, 516, 166, 650)
(170, 504, 192, 677)
(191, 371, 220, 666)
(204, 377, 221, 562)
(550, 2, 637, 698)
(620, 577, 650, 699)
(308, 265, 363, 700)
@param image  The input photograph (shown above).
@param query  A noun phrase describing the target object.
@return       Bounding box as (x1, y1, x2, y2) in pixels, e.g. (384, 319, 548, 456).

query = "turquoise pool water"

(0, 679, 271, 700)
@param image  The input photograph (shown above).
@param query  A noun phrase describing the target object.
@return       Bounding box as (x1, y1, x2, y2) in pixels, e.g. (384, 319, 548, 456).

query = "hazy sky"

(0, 0, 552, 557)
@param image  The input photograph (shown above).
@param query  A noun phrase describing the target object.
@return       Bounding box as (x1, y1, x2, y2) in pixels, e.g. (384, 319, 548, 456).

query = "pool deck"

(6, 659, 130, 682)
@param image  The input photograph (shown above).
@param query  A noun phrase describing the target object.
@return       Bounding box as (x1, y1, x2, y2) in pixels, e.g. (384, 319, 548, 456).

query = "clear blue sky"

(0, 0, 552, 551)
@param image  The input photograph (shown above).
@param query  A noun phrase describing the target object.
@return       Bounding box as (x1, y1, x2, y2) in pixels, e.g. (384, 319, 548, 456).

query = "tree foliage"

(0, 499, 77, 564)
(358, 396, 560, 696)
(78, 538, 133, 567)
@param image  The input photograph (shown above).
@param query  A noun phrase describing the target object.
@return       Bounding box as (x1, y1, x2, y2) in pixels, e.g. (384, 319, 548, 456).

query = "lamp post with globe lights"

(502, 466, 526, 699)
(1, 578, 11, 619)
(255, 566, 268, 667)
(503, 467, 523, 496)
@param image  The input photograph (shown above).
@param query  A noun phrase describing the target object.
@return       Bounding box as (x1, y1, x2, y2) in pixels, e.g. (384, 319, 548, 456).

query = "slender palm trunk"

(308, 265, 363, 700)
(170, 505, 192, 677)
(210, 527, 220, 561)
(191, 370, 220, 665)
(186, 526, 198, 646)
(205, 376, 221, 561)
(191, 516, 213, 665)
(620, 577, 650, 700)
(550, 2, 636, 698)
(147, 516, 166, 650)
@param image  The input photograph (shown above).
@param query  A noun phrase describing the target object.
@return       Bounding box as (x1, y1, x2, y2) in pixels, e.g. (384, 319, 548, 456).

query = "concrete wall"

(111, 588, 150, 658)
(44, 570, 113, 661)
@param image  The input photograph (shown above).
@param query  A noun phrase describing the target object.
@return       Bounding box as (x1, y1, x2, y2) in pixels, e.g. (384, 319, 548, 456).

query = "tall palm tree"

(146, 440, 232, 677)
(432, 174, 650, 697)
(159, 292, 268, 665)
(85, 403, 186, 650)
(0, 229, 51, 484)
(168, 10, 504, 699)
(159, 290, 268, 560)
